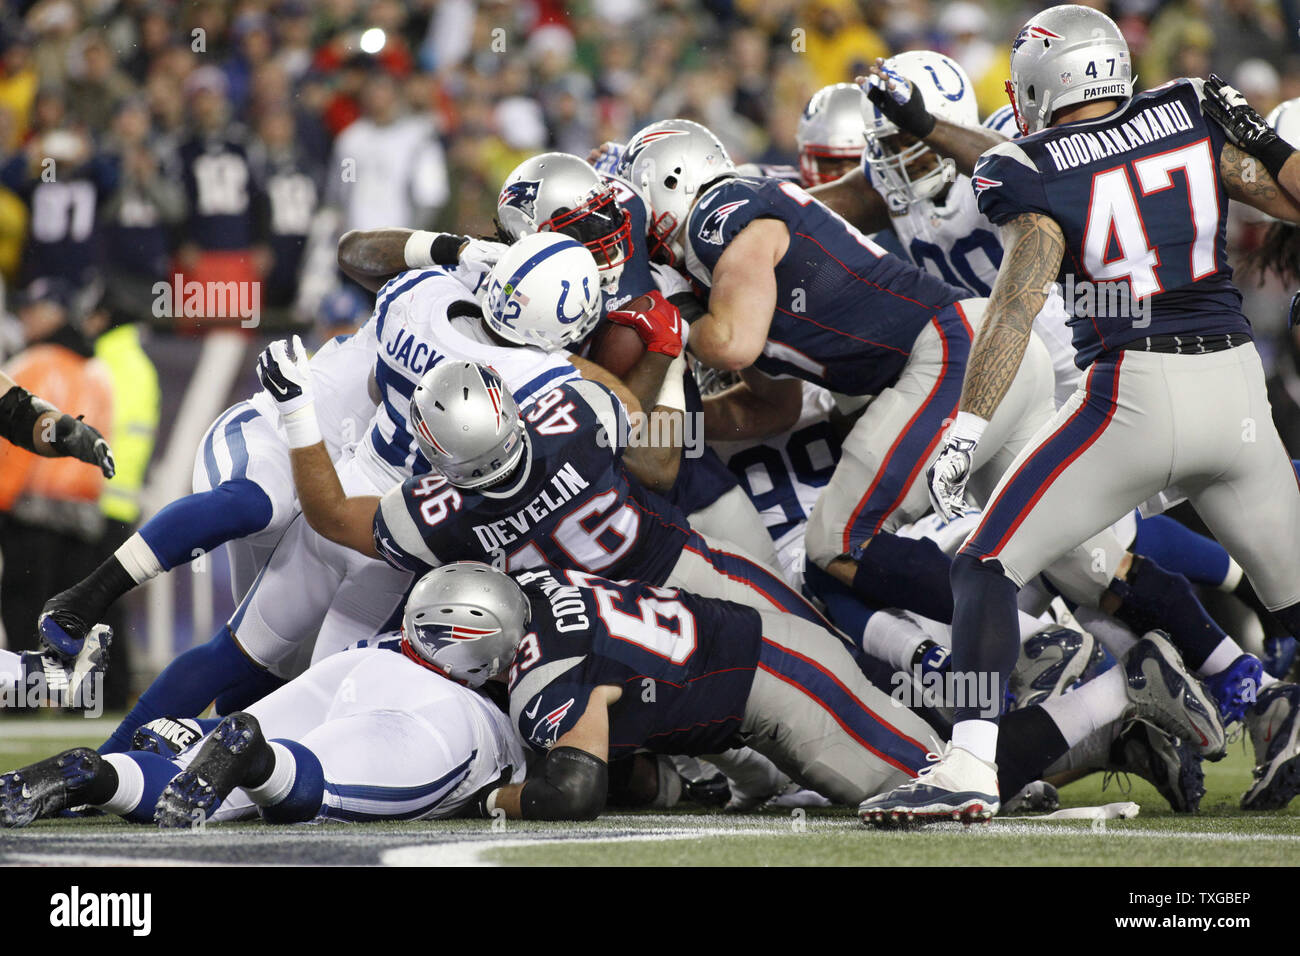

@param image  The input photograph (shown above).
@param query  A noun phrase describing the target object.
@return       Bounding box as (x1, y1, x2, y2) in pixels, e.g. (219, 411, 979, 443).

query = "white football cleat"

(858, 743, 999, 828)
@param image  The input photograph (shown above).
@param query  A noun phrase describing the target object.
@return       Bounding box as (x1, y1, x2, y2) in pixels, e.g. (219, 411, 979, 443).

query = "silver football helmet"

(409, 361, 524, 489)
(1267, 97, 1300, 148)
(620, 118, 736, 266)
(1006, 4, 1132, 136)
(402, 562, 531, 688)
(863, 51, 978, 209)
(797, 83, 869, 186)
(495, 152, 633, 291)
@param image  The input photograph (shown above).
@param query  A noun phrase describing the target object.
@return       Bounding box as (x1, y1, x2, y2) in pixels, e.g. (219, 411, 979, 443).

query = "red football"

(588, 296, 653, 377)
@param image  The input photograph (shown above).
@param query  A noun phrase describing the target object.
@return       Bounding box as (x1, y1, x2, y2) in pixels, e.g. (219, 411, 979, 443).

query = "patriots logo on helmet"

(622, 128, 690, 170)
(499, 179, 542, 219)
(412, 404, 449, 456)
(1013, 23, 1063, 51)
(477, 367, 506, 429)
(697, 199, 749, 246)
(416, 621, 502, 643)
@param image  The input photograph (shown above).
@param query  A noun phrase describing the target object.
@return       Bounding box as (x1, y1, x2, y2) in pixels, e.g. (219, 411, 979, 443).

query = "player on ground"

(0, 566, 525, 827)
(864, 4, 1300, 825)
(349, 564, 1217, 820)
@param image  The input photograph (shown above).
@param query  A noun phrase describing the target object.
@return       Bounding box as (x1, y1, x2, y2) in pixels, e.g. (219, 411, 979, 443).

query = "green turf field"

(1, 712, 1296, 866)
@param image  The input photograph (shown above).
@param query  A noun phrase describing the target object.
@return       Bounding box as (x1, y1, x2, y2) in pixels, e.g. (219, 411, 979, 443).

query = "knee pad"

(1107, 554, 1194, 637)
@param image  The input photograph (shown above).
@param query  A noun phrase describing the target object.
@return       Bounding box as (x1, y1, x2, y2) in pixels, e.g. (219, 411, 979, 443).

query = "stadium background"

(0, 0, 1298, 707)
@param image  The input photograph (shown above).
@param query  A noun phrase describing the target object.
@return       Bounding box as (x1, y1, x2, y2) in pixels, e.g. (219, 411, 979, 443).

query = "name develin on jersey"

(471, 462, 589, 551)
(1043, 99, 1194, 172)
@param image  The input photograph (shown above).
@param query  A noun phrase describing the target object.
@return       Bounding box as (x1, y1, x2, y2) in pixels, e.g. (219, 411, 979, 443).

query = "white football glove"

(256, 335, 320, 447)
(460, 238, 508, 273)
(926, 435, 976, 521)
(589, 140, 625, 176)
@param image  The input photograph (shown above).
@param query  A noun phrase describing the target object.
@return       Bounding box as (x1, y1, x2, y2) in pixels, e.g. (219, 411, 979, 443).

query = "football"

(587, 296, 653, 377)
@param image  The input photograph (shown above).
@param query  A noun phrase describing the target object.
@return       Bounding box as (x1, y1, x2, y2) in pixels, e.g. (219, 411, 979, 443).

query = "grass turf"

(1, 711, 1296, 866)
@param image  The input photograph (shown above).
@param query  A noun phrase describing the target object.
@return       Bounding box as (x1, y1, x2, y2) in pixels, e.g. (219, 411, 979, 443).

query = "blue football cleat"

(1262, 636, 1297, 681)
(1205, 654, 1265, 726)
(131, 717, 204, 757)
(0, 748, 109, 828)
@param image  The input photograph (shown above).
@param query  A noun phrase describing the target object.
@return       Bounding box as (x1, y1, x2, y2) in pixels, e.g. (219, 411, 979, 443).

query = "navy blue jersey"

(179, 133, 266, 251)
(508, 568, 762, 756)
(683, 177, 965, 395)
(1, 154, 117, 286)
(373, 378, 692, 583)
(664, 371, 741, 513)
(600, 175, 656, 312)
(973, 78, 1248, 368)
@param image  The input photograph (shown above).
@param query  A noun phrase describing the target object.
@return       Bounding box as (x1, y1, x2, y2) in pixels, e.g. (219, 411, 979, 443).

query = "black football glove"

(1202, 73, 1295, 180)
(52, 414, 115, 478)
(864, 63, 936, 140)
(461, 767, 514, 819)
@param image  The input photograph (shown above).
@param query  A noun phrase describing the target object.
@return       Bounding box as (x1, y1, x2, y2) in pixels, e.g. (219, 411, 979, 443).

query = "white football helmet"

(402, 562, 531, 688)
(495, 152, 633, 291)
(480, 231, 603, 350)
(1268, 97, 1300, 148)
(1006, 4, 1132, 136)
(620, 118, 736, 266)
(797, 83, 869, 186)
(863, 51, 978, 209)
(409, 361, 524, 489)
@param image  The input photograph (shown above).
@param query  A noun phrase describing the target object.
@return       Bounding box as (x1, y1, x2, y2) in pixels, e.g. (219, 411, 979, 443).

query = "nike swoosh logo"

(266, 378, 291, 398)
(524, 699, 541, 720)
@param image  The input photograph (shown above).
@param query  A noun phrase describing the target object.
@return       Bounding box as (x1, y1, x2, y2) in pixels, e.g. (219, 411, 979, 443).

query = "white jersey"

(866, 122, 1081, 406)
(711, 383, 840, 584)
(352, 266, 583, 488)
(205, 643, 525, 823)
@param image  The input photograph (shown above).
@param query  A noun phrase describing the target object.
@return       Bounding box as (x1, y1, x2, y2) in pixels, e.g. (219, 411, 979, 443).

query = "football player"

(259, 343, 828, 628)
(333, 564, 1218, 821)
(864, 5, 1300, 824)
(0, 566, 524, 827)
(336, 152, 782, 571)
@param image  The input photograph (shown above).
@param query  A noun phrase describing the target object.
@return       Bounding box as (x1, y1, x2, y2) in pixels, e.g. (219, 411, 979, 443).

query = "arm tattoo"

(961, 213, 1064, 420)
(1221, 144, 1300, 223)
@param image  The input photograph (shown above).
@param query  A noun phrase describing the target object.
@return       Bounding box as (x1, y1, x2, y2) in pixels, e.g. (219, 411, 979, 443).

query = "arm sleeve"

(372, 482, 442, 573)
(563, 378, 629, 455)
(972, 141, 1052, 226)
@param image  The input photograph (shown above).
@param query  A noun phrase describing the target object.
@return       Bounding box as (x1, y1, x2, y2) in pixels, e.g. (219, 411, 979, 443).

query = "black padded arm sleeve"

(0, 385, 53, 452)
(519, 746, 608, 821)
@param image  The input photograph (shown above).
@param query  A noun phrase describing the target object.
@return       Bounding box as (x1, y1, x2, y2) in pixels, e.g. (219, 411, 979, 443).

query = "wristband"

(656, 355, 687, 412)
(282, 404, 322, 449)
(430, 233, 471, 265)
(485, 788, 501, 815)
(950, 410, 988, 445)
(1260, 138, 1296, 183)
(403, 230, 440, 269)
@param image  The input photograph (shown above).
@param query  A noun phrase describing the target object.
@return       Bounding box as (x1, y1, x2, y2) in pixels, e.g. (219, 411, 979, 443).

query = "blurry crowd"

(0, 0, 1297, 698)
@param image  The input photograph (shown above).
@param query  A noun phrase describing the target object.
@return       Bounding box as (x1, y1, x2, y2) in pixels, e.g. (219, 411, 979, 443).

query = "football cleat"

(1123, 632, 1226, 760)
(155, 712, 271, 829)
(858, 743, 999, 828)
(0, 748, 109, 828)
(1205, 654, 1265, 726)
(1105, 718, 1204, 813)
(131, 717, 204, 757)
(18, 625, 112, 710)
(1240, 683, 1300, 811)
(1008, 626, 1104, 710)
(1002, 779, 1060, 814)
(1262, 636, 1296, 682)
